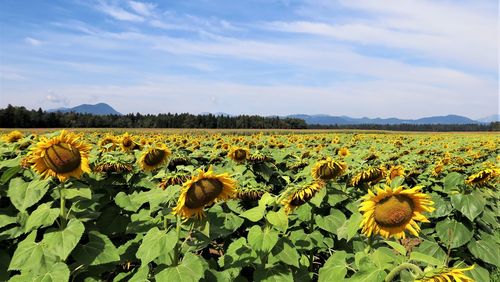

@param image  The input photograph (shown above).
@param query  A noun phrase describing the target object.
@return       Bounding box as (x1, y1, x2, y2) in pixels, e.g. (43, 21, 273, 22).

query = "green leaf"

(8, 177, 51, 212)
(415, 240, 446, 262)
(316, 209, 346, 235)
(155, 252, 205, 282)
(467, 264, 490, 282)
(0, 214, 17, 229)
(219, 237, 258, 268)
(73, 231, 120, 266)
(384, 241, 406, 256)
(309, 186, 327, 207)
(337, 212, 362, 241)
(266, 209, 288, 232)
(468, 239, 500, 267)
(8, 231, 57, 274)
(33, 262, 70, 282)
(428, 193, 453, 218)
(409, 251, 443, 266)
(347, 268, 386, 282)
(253, 265, 293, 282)
(25, 203, 59, 232)
(0, 165, 21, 184)
(129, 265, 150, 282)
(443, 172, 464, 193)
(247, 225, 279, 254)
(450, 190, 486, 222)
(136, 227, 177, 264)
(42, 219, 85, 261)
(318, 251, 348, 281)
(240, 205, 266, 222)
(271, 238, 299, 268)
(435, 219, 473, 249)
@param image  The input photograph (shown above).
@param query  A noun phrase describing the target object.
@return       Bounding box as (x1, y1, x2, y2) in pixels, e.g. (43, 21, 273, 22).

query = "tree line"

(0, 105, 497, 131)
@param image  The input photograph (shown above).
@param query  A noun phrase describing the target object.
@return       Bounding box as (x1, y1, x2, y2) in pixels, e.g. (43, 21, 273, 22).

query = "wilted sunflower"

(465, 168, 499, 187)
(3, 130, 24, 143)
(236, 182, 271, 201)
(312, 157, 347, 181)
(415, 265, 475, 282)
(359, 185, 434, 239)
(120, 133, 138, 152)
(30, 130, 91, 182)
(159, 172, 190, 190)
(281, 181, 325, 214)
(351, 166, 386, 187)
(173, 167, 237, 219)
(227, 146, 250, 163)
(138, 144, 171, 171)
(98, 134, 117, 151)
(386, 165, 405, 183)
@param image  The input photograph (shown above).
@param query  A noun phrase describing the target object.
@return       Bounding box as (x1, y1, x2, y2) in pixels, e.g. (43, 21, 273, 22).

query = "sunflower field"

(0, 129, 499, 282)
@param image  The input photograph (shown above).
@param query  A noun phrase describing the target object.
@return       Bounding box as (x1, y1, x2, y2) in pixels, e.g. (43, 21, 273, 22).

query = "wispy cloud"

(24, 37, 43, 46)
(128, 1, 156, 17)
(97, 0, 144, 22)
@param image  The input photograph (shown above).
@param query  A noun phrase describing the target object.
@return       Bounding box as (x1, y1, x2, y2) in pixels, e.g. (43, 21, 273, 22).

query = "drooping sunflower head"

(98, 134, 117, 151)
(138, 144, 171, 171)
(359, 185, 435, 239)
(312, 157, 348, 181)
(236, 181, 271, 201)
(465, 168, 499, 187)
(173, 167, 237, 219)
(227, 146, 250, 163)
(120, 133, 137, 152)
(3, 130, 24, 143)
(351, 166, 386, 187)
(386, 165, 405, 183)
(281, 181, 325, 214)
(159, 171, 190, 190)
(415, 265, 475, 282)
(248, 151, 268, 163)
(94, 151, 135, 174)
(30, 130, 91, 182)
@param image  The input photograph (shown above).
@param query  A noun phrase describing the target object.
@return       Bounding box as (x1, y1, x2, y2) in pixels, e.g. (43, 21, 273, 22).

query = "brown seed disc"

(42, 143, 81, 173)
(185, 179, 223, 209)
(374, 195, 414, 227)
(144, 149, 166, 166)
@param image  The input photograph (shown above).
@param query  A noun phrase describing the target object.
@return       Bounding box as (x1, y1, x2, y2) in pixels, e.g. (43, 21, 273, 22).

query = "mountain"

(48, 103, 121, 115)
(476, 114, 500, 123)
(287, 114, 480, 125)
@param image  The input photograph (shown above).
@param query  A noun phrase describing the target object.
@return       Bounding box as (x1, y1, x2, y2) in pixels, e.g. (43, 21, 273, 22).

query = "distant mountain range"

(48, 103, 121, 115)
(286, 114, 497, 125)
(46, 103, 497, 124)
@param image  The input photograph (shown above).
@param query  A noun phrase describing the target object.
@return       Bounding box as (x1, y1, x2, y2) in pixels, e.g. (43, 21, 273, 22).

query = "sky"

(0, 0, 498, 119)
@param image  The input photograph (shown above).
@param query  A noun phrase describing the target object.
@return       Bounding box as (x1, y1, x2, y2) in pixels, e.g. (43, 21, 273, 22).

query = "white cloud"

(24, 37, 42, 46)
(97, 1, 144, 22)
(128, 1, 156, 17)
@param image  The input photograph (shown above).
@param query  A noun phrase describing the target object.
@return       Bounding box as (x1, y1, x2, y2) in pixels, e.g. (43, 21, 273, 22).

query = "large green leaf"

(443, 172, 465, 193)
(450, 190, 485, 222)
(155, 252, 205, 282)
(8, 231, 57, 274)
(73, 231, 120, 266)
(468, 239, 500, 267)
(467, 264, 490, 282)
(42, 219, 85, 261)
(240, 205, 266, 222)
(337, 212, 362, 241)
(136, 227, 177, 264)
(435, 219, 473, 249)
(253, 265, 293, 282)
(247, 225, 279, 254)
(266, 209, 288, 232)
(8, 177, 51, 212)
(25, 203, 60, 232)
(270, 238, 299, 268)
(318, 251, 348, 281)
(315, 209, 346, 235)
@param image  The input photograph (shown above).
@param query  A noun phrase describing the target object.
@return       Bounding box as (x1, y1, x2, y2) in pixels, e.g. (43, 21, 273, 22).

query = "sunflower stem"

(384, 263, 423, 282)
(59, 182, 67, 229)
(308, 210, 315, 271)
(173, 215, 182, 266)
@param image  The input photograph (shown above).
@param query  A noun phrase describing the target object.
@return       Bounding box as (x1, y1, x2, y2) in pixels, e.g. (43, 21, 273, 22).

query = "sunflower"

(236, 182, 271, 201)
(120, 133, 138, 152)
(311, 157, 347, 181)
(415, 265, 475, 282)
(386, 165, 405, 183)
(281, 181, 325, 214)
(3, 130, 24, 143)
(138, 144, 171, 171)
(227, 146, 250, 163)
(465, 168, 499, 186)
(359, 185, 434, 239)
(173, 167, 237, 219)
(30, 130, 91, 182)
(351, 166, 386, 187)
(159, 172, 190, 190)
(98, 134, 117, 151)
(338, 147, 350, 157)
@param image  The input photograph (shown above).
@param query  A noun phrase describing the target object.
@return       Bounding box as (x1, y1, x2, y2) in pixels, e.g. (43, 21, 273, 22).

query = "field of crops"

(0, 129, 498, 282)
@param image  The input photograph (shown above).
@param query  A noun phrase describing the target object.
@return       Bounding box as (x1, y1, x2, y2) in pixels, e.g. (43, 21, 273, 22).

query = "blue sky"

(0, 0, 498, 119)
